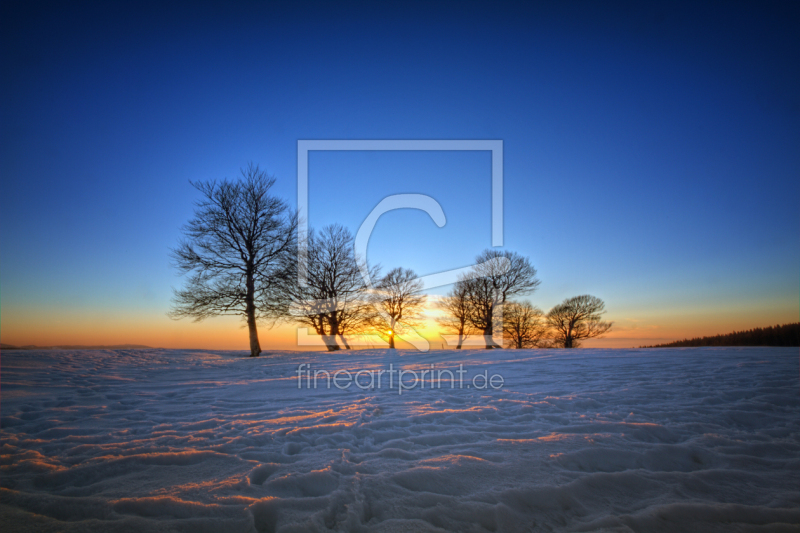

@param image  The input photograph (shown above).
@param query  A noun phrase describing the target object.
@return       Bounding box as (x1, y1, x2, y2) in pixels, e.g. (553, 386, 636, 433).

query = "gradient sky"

(1, 0, 798, 350)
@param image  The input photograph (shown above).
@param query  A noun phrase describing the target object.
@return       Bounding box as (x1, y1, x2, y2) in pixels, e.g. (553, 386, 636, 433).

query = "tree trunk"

(323, 335, 340, 351)
(325, 314, 341, 351)
(483, 325, 495, 349)
(483, 304, 499, 349)
(245, 267, 261, 357)
(483, 307, 496, 348)
(455, 321, 466, 349)
(388, 317, 397, 349)
(565, 324, 573, 348)
(338, 334, 351, 349)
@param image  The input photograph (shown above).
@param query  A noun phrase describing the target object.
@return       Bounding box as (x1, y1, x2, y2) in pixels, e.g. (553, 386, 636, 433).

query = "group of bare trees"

(272, 225, 426, 352)
(170, 166, 430, 356)
(436, 250, 540, 349)
(435, 251, 612, 349)
(170, 167, 611, 356)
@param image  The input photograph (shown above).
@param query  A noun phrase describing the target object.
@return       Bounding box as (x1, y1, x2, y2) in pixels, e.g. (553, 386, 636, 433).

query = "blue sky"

(1, 0, 798, 348)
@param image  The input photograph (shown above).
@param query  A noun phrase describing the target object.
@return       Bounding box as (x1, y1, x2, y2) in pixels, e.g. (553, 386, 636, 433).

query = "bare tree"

(278, 224, 378, 351)
(169, 164, 295, 357)
(370, 268, 425, 349)
(461, 276, 499, 348)
(546, 295, 613, 348)
(472, 249, 541, 303)
(436, 282, 474, 349)
(503, 301, 546, 349)
(464, 249, 541, 348)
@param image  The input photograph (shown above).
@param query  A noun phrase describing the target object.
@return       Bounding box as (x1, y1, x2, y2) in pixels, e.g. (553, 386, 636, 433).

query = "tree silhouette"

(278, 224, 378, 351)
(463, 249, 541, 348)
(503, 301, 546, 349)
(371, 268, 426, 349)
(169, 164, 295, 357)
(546, 295, 612, 348)
(642, 322, 800, 347)
(437, 282, 474, 349)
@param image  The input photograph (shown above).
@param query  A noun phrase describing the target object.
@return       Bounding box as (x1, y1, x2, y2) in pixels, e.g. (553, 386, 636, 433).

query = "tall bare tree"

(278, 224, 378, 351)
(169, 164, 295, 357)
(464, 249, 541, 348)
(546, 295, 613, 348)
(503, 301, 546, 349)
(436, 282, 474, 349)
(371, 267, 425, 349)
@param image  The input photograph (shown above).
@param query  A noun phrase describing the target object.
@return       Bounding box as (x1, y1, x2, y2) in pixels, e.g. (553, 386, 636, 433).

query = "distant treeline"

(643, 323, 800, 348)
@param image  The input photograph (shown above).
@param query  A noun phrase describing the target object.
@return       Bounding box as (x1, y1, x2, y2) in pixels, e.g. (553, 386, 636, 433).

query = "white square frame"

(297, 139, 504, 280)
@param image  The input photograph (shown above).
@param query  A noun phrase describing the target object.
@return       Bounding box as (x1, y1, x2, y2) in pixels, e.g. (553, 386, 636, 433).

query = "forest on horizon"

(642, 323, 800, 348)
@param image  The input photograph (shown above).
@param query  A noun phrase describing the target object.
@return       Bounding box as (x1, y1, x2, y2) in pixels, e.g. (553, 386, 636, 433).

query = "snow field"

(1, 347, 799, 532)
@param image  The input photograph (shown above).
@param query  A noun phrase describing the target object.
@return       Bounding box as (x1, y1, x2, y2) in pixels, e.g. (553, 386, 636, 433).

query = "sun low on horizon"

(2, 3, 800, 531)
(1, 1, 798, 352)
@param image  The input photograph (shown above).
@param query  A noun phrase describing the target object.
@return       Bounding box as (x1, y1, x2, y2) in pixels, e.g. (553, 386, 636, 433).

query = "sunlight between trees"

(170, 166, 612, 354)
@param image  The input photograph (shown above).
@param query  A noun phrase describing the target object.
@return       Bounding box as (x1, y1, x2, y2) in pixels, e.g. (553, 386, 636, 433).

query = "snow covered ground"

(1, 347, 799, 532)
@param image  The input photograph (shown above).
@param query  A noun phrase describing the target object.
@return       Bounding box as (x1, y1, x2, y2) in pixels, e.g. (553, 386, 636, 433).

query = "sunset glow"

(1, 2, 797, 351)
(2, 3, 798, 531)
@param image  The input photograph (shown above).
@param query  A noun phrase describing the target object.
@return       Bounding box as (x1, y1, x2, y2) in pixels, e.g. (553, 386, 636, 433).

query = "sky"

(1, 0, 798, 350)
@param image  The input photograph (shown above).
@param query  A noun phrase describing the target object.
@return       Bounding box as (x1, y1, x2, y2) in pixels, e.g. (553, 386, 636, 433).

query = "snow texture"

(1, 347, 799, 532)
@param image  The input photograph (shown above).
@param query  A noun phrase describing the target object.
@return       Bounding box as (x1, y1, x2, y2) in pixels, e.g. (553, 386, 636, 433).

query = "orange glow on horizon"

(2, 298, 797, 350)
